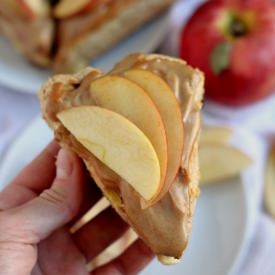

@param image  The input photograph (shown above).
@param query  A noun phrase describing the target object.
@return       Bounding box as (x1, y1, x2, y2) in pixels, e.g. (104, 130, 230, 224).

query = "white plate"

(0, 14, 168, 94)
(0, 116, 251, 275)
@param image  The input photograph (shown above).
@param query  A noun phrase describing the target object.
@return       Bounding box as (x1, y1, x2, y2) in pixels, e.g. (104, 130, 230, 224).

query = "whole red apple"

(180, 0, 275, 106)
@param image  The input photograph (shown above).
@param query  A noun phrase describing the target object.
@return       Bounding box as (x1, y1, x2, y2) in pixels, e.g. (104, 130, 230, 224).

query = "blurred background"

(0, 0, 275, 275)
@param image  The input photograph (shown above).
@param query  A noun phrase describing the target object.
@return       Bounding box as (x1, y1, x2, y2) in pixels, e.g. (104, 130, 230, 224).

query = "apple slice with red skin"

(124, 69, 184, 200)
(57, 106, 161, 201)
(90, 75, 168, 205)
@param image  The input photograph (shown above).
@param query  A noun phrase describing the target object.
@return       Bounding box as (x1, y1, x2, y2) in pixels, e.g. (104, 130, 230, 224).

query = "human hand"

(0, 141, 154, 275)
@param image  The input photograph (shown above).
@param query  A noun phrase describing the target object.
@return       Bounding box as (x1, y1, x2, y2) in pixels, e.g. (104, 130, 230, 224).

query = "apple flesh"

(200, 126, 232, 145)
(57, 106, 161, 201)
(16, 0, 50, 20)
(89, 229, 137, 270)
(199, 143, 252, 184)
(180, 0, 275, 106)
(54, 0, 106, 19)
(124, 69, 184, 198)
(90, 75, 168, 200)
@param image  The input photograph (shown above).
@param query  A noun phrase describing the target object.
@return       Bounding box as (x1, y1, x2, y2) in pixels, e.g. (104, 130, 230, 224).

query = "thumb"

(1, 149, 85, 243)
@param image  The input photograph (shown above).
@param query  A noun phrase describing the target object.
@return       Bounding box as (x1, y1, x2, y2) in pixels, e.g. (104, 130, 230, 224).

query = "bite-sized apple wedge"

(90, 75, 168, 204)
(54, 0, 104, 19)
(264, 146, 275, 218)
(57, 106, 161, 201)
(71, 197, 110, 233)
(89, 229, 137, 271)
(199, 143, 252, 184)
(17, 0, 50, 20)
(124, 69, 184, 198)
(200, 126, 233, 145)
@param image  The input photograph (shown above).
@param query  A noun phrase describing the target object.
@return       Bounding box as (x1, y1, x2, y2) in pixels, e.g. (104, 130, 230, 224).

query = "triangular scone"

(39, 54, 204, 264)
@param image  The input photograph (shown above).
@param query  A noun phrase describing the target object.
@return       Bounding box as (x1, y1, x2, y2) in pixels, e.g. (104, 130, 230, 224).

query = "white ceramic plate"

(0, 116, 251, 275)
(0, 14, 168, 94)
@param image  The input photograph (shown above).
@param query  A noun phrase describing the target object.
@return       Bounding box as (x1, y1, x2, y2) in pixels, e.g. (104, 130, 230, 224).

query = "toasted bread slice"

(39, 54, 204, 263)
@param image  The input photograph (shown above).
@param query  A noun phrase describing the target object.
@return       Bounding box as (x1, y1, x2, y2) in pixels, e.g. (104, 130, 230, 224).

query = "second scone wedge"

(39, 53, 204, 263)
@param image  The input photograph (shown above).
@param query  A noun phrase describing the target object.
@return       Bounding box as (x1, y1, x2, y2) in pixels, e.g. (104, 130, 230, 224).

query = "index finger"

(0, 141, 59, 209)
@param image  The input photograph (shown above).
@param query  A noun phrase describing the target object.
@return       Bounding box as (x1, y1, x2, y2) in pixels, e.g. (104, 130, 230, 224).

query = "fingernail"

(56, 149, 74, 179)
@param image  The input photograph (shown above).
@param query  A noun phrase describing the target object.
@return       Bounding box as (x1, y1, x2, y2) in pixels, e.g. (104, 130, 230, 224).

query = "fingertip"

(53, 148, 86, 218)
(56, 149, 75, 179)
(47, 140, 60, 155)
(56, 148, 85, 181)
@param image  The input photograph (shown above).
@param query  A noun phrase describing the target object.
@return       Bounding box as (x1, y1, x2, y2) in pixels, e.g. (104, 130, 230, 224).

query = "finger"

(0, 149, 85, 243)
(73, 207, 128, 261)
(91, 239, 154, 275)
(69, 173, 102, 227)
(37, 228, 88, 275)
(0, 141, 59, 210)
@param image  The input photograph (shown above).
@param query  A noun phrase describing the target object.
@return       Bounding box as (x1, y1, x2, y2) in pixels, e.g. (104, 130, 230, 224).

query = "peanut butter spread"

(39, 54, 204, 263)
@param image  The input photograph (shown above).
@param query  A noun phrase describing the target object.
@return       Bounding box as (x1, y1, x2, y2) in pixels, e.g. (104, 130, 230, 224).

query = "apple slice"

(89, 229, 137, 271)
(200, 126, 233, 145)
(54, 0, 104, 19)
(264, 146, 275, 218)
(57, 106, 161, 201)
(71, 197, 110, 233)
(54, 0, 90, 18)
(17, 0, 50, 20)
(199, 143, 252, 184)
(124, 69, 184, 197)
(90, 75, 168, 202)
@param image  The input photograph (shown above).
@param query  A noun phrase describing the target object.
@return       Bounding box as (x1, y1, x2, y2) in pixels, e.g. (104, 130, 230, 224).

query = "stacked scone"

(39, 53, 204, 263)
(0, 0, 53, 66)
(0, 0, 174, 72)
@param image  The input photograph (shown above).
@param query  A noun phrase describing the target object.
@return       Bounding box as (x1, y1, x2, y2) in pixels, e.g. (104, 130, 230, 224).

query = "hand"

(0, 141, 153, 275)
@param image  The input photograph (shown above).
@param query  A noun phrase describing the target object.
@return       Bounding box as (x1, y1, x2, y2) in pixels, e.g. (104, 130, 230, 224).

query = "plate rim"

(0, 116, 252, 275)
(227, 176, 250, 275)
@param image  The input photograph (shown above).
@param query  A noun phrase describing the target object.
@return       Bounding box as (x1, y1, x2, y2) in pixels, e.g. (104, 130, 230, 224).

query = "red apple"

(180, 0, 275, 106)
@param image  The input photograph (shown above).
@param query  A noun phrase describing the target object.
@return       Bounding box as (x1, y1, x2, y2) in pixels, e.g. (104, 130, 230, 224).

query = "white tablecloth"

(0, 0, 275, 274)
(0, 88, 39, 160)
